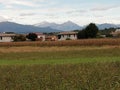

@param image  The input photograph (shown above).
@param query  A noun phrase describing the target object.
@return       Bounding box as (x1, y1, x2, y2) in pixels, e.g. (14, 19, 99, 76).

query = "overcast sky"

(0, 0, 120, 25)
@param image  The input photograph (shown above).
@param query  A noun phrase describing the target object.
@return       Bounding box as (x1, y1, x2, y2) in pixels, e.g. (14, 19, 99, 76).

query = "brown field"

(0, 38, 120, 47)
(0, 45, 120, 53)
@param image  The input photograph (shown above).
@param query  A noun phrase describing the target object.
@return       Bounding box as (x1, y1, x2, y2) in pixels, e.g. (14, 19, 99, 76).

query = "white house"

(58, 31, 78, 40)
(0, 33, 16, 42)
(111, 29, 120, 37)
(35, 33, 46, 41)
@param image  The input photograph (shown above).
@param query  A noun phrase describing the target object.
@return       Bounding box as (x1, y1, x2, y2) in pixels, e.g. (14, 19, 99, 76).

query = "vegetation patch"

(0, 38, 120, 47)
(0, 46, 120, 65)
(0, 63, 120, 90)
(0, 46, 119, 89)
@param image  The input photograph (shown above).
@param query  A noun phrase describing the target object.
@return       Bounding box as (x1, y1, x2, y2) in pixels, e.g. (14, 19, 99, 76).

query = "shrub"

(13, 35, 26, 42)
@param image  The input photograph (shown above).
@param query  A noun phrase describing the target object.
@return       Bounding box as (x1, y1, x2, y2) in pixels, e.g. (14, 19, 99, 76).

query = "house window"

(0, 37, 2, 40)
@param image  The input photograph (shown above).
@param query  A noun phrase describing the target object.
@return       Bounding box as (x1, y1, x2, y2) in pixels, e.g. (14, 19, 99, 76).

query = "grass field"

(0, 46, 120, 65)
(0, 41, 120, 89)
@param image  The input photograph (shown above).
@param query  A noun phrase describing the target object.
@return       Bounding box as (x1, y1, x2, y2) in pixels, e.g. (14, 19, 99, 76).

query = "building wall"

(37, 35, 45, 41)
(0, 36, 14, 42)
(45, 36, 58, 41)
(58, 34, 77, 40)
(111, 29, 120, 37)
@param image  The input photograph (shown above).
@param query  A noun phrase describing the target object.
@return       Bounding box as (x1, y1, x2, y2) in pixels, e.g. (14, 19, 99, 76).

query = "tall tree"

(85, 23, 99, 38)
(26, 33, 37, 41)
(77, 30, 86, 39)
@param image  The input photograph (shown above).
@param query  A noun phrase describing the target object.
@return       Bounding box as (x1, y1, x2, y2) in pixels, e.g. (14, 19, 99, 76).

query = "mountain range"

(0, 21, 61, 33)
(97, 23, 120, 30)
(35, 21, 82, 31)
(35, 21, 120, 30)
(0, 21, 119, 33)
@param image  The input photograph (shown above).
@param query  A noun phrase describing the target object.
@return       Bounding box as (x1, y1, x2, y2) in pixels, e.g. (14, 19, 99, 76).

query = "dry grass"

(0, 45, 120, 53)
(1, 38, 120, 47)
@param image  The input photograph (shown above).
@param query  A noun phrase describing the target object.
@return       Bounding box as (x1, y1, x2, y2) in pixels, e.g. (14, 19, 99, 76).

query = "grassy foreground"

(0, 46, 120, 89)
(0, 63, 120, 90)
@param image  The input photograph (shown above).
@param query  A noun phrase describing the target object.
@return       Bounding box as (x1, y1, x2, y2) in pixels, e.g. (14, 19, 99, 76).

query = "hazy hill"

(0, 21, 62, 33)
(97, 23, 119, 30)
(35, 21, 120, 31)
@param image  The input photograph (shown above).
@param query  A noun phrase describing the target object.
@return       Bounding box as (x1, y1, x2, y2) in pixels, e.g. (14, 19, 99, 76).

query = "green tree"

(85, 23, 99, 38)
(26, 33, 37, 41)
(77, 30, 86, 39)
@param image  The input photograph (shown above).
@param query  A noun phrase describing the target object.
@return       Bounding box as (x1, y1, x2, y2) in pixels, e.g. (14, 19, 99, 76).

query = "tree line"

(77, 23, 118, 39)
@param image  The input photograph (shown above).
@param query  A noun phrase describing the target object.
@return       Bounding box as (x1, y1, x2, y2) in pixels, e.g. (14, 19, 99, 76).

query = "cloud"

(66, 10, 87, 14)
(0, 0, 119, 25)
(0, 0, 40, 8)
(0, 15, 12, 22)
(12, 1, 35, 7)
(91, 5, 120, 11)
(20, 13, 37, 16)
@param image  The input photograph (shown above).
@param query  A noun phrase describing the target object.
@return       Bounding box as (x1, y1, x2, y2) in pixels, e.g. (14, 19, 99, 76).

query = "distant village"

(0, 25, 120, 42)
(0, 28, 120, 42)
(0, 31, 78, 42)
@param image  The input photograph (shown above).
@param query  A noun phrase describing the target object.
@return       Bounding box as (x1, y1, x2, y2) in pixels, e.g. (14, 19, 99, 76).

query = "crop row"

(0, 38, 120, 47)
(0, 62, 120, 90)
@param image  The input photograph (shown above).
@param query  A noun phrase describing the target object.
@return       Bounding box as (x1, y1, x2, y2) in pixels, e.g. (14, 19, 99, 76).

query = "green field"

(0, 46, 120, 65)
(0, 46, 120, 89)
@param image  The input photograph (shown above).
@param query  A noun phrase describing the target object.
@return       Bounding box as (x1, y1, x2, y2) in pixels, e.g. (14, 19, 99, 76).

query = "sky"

(0, 0, 120, 25)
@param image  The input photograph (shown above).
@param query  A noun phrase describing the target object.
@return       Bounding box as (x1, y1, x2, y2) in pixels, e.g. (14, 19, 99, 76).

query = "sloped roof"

(35, 32, 45, 36)
(0, 33, 16, 37)
(58, 31, 78, 35)
(35, 32, 45, 35)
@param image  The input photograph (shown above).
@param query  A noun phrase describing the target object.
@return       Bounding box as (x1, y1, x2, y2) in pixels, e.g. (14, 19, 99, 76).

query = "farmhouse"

(45, 35, 58, 41)
(35, 33, 45, 41)
(111, 29, 120, 37)
(0, 33, 16, 42)
(57, 31, 78, 40)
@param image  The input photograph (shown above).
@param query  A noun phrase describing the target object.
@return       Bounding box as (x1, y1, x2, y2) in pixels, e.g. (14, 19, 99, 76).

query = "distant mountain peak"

(64, 20, 74, 23)
(35, 21, 82, 31)
(62, 21, 80, 26)
(39, 21, 56, 25)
